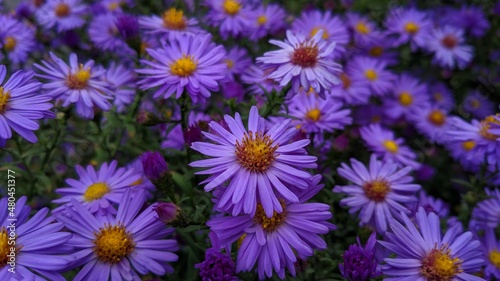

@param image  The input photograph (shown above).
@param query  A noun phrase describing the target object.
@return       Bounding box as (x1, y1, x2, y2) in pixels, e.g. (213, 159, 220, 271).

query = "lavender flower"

(339, 232, 381, 281)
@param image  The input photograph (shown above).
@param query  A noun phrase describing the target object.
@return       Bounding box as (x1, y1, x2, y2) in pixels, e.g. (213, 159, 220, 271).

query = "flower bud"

(140, 151, 168, 182)
(153, 202, 179, 224)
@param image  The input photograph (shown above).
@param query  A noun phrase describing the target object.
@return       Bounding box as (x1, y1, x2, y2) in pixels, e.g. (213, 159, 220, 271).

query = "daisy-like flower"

(360, 124, 421, 169)
(98, 62, 136, 113)
(470, 188, 500, 230)
(35, 0, 87, 32)
(329, 70, 371, 105)
(52, 160, 143, 216)
(0, 15, 36, 64)
(0, 196, 74, 281)
(357, 33, 399, 65)
(246, 3, 286, 41)
(139, 7, 203, 41)
(452, 5, 490, 38)
(379, 207, 484, 281)
(333, 155, 421, 234)
(208, 175, 335, 280)
(205, 0, 252, 39)
(426, 26, 474, 69)
(224, 46, 252, 81)
(480, 228, 500, 280)
(291, 10, 349, 58)
(463, 90, 495, 119)
(137, 34, 227, 104)
(87, 13, 132, 54)
(347, 56, 395, 97)
(240, 64, 282, 96)
(190, 106, 317, 217)
(0, 65, 54, 144)
(407, 105, 450, 143)
(285, 90, 352, 134)
(257, 30, 341, 99)
(345, 13, 380, 46)
(383, 74, 430, 120)
(428, 82, 455, 112)
(384, 7, 433, 49)
(55, 189, 179, 280)
(34, 52, 113, 119)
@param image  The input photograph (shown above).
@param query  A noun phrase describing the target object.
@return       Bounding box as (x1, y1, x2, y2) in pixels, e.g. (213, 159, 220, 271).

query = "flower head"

(339, 232, 381, 281)
(139, 7, 202, 41)
(35, 0, 87, 32)
(426, 26, 474, 69)
(195, 248, 238, 281)
(0, 14, 36, 64)
(140, 151, 169, 182)
(382, 74, 430, 120)
(480, 228, 500, 280)
(347, 56, 395, 97)
(385, 7, 432, 49)
(246, 4, 286, 41)
(205, 0, 253, 39)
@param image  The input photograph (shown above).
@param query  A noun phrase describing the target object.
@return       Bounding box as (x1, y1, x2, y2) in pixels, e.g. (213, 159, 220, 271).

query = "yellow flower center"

(421, 246, 462, 281)
(162, 8, 187, 30)
(311, 27, 329, 39)
(369, 46, 383, 57)
(0, 228, 20, 268)
(462, 140, 476, 151)
(355, 22, 370, 34)
(404, 22, 419, 35)
(291, 44, 319, 68)
(479, 114, 500, 140)
(340, 73, 351, 89)
(305, 108, 321, 122)
(170, 55, 197, 77)
(83, 182, 110, 202)
(67, 64, 91, 90)
(383, 140, 398, 153)
(398, 92, 413, 106)
(489, 249, 500, 268)
(93, 224, 135, 264)
(364, 69, 378, 81)
(223, 0, 241, 16)
(4, 37, 16, 52)
(468, 98, 480, 110)
(257, 15, 267, 25)
(55, 3, 70, 17)
(363, 179, 390, 202)
(0, 87, 11, 114)
(254, 201, 287, 231)
(108, 2, 119, 11)
(225, 59, 234, 69)
(235, 131, 278, 173)
(427, 110, 446, 126)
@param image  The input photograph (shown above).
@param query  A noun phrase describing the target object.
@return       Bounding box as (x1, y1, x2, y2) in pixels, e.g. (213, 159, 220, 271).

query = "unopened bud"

(153, 202, 179, 224)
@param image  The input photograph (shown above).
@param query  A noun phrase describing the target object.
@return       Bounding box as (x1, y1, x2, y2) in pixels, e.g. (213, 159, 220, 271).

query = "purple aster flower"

(98, 62, 136, 112)
(190, 106, 317, 217)
(291, 10, 349, 58)
(339, 232, 381, 281)
(115, 13, 140, 42)
(463, 90, 496, 120)
(329, 71, 372, 105)
(470, 188, 500, 230)
(88, 13, 133, 55)
(139, 7, 202, 41)
(347, 56, 395, 97)
(224, 46, 252, 80)
(407, 106, 450, 143)
(246, 3, 286, 41)
(382, 74, 430, 120)
(56, 189, 179, 280)
(195, 248, 238, 281)
(428, 82, 455, 112)
(137, 34, 227, 103)
(360, 124, 421, 169)
(0, 196, 74, 280)
(257, 30, 342, 99)
(480, 228, 500, 280)
(333, 154, 421, 233)
(34, 52, 113, 119)
(285, 91, 352, 134)
(205, 0, 253, 39)
(379, 207, 484, 281)
(52, 160, 142, 216)
(0, 65, 54, 144)
(426, 26, 474, 69)
(208, 176, 335, 280)
(140, 151, 169, 182)
(452, 5, 490, 38)
(384, 7, 433, 50)
(357, 32, 399, 65)
(35, 0, 87, 32)
(346, 13, 380, 47)
(408, 190, 449, 219)
(0, 14, 36, 65)
(240, 64, 282, 96)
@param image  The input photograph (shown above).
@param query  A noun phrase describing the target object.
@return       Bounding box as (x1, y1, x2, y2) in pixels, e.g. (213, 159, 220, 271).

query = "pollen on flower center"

(398, 92, 413, 106)
(404, 22, 419, 35)
(291, 44, 319, 68)
(67, 64, 91, 90)
(369, 46, 383, 57)
(55, 3, 70, 17)
(421, 246, 462, 281)
(0, 87, 11, 114)
(0, 228, 20, 268)
(427, 110, 446, 126)
(225, 59, 234, 69)
(355, 22, 370, 34)
(479, 114, 500, 140)
(235, 131, 278, 173)
(223, 0, 241, 16)
(462, 140, 476, 151)
(362, 179, 390, 202)
(441, 35, 458, 49)
(4, 37, 16, 52)
(84, 182, 110, 202)
(257, 15, 267, 25)
(383, 140, 399, 153)
(170, 55, 198, 77)
(364, 69, 378, 81)
(93, 224, 135, 264)
(340, 73, 351, 89)
(311, 27, 329, 39)
(306, 108, 321, 122)
(254, 201, 287, 231)
(162, 8, 187, 30)
(489, 250, 500, 268)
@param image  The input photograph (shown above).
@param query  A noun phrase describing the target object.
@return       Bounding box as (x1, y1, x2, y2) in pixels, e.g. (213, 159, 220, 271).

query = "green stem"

(14, 138, 36, 197)
(179, 95, 192, 164)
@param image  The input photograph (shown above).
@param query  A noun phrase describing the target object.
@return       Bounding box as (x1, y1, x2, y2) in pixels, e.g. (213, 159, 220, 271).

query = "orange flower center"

(427, 110, 446, 126)
(93, 224, 135, 264)
(235, 131, 278, 173)
(162, 8, 187, 30)
(223, 0, 241, 16)
(254, 201, 287, 231)
(479, 114, 500, 140)
(441, 35, 458, 49)
(404, 22, 419, 35)
(55, 3, 70, 17)
(0, 87, 11, 114)
(291, 44, 319, 68)
(363, 179, 390, 202)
